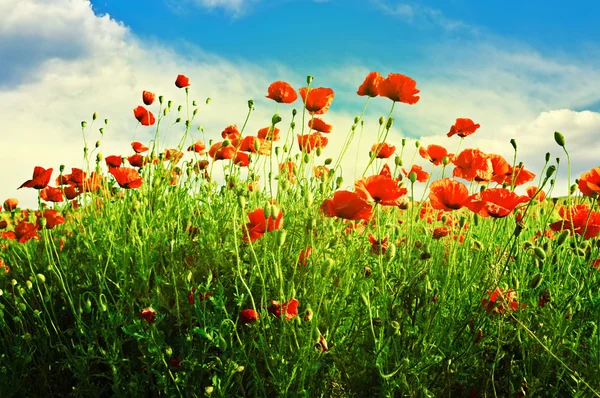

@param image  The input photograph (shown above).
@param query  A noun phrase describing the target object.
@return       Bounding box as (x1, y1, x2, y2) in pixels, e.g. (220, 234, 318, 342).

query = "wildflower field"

(1, 72, 599, 397)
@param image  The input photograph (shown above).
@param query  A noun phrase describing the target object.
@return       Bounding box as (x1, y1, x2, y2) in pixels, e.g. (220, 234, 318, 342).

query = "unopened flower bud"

(95, 140, 101, 148)
(409, 172, 417, 183)
(99, 128, 104, 135)
(93, 112, 98, 121)
(510, 138, 517, 150)
(206, 98, 211, 104)
(292, 109, 297, 117)
(306, 76, 313, 85)
(159, 95, 164, 104)
(442, 156, 450, 166)
(272, 114, 282, 125)
(379, 116, 385, 126)
(386, 117, 394, 130)
(316, 147, 322, 156)
(394, 156, 402, 166)
(554, 131, 565, 147)
(402, 138, 407, 147)
(81, 121, 87, 128)
(415, 140, 421, 148)
(96, 153, 103, 162)
(248, 99, 254, 109)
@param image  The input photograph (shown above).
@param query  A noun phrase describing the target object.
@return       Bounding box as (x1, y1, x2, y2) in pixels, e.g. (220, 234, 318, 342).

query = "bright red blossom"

(268, 298, 299, 321)
(3, 198, 18, 211)
(447, 118, 480, 138)
(239, 309, 260, 324)
(419, 144, 451, 166)
(142, 91, 155, 106)
(549, 204, 600, 239)
(266, 81, 298, 104)
(40, 186, 64, 203)
(297, 133, 328, 153)
(175, 74, 190, 88)
(299, 87, 334, 114)
(428, 179, 469, 211)
(308, 118, 333, 133)
(377, 73, 420, 104)
(465, 188, 530, 218)
(371, 142, 396, 159)
(357, 72, 384, 97)
(140, 307, 156, 324)
(109, 167, 143, 189)
(402, 165, 430, 182)
(355, 175, 408, 206)
(577, 166, 600, 198)
(19, 166, 53, 190)
(105, 155, 123, 168)
(133, 106, 155, 126)
(243, 208, 284, 242)
(320, 191, 373, 221)
(132, 142, 149, 153)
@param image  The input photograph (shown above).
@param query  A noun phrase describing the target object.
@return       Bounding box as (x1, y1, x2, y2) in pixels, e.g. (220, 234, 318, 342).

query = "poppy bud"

(264, 203, 272, 219)
(271, 204, 280, 219)
(292, 108, 297, 117)
(238, 196, 246, 208)
(104, 118, 109, 125)
(159, 95, 164, 104)
(175, 117, 181, 123)
(36, 274, 46, 284)
(316, 147, 322, 157)
(324, 158, 332, 165)
(274, 146, 280, 156)
(303, 153, 310, 164)
(385, 243, 396, 260)
(570, 184, 577, 195)
(222, 139, 231, 147)
(99, 127, 104, 135)
(304, 309, 313, 322)
(401, 138, 407, 147)
(95, 140, 101, 148)
(281, 180, 290, 191)
(336, 176, 343, 189)
(533, 247, 546, 261)
(409, 172, 417, 184)
(248, 99, 254, 109)
(395, 156, 402, 166)
(529, 273, 543, 289)
(523, 241, 534, 250)
(164, 108, 169, 116)
(93, 112, 98, 121)
(84, 298, 92, 313)
(272, 114, 282, 125)
(415, 140, 421, 148)
(545, 165, 556, 179)
(545, 152, 550, 162)
(206, 98, 211, 104)
(81, 121, 87, 128)
(185, 120, 191, 128)
(192, 100, 197, 106)
(306, 191, 314, 206)
(96, 153, 103, 162)
(205, 387, 214, 395)
(510, 138, 517, 150)
(306, 76, 313, 85)
(386, 117, 394, 130)
(99, 294, 108, 312)
(379, 116, 385, 125)
(277, 229, 287, 246)
(554, 131, 565, 147)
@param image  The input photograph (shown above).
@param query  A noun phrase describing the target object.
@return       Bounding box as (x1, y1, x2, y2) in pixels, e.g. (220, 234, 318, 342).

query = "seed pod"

(529, 273, 543, 289)
(533, 247, 546, 261)
(554, 131, 565, 147)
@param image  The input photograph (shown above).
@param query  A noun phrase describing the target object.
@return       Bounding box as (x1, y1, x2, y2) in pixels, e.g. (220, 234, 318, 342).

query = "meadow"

(0, 72, 599, 397)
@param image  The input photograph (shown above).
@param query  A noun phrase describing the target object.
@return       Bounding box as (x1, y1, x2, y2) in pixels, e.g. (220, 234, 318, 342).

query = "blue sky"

(1, 0, 599, 207)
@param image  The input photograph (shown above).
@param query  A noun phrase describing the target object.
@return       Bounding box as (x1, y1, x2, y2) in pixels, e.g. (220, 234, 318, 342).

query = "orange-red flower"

(297, 133, 328, 153)
(355, 175, 408, 206)
(313, 165, 330, 180)
(452, 149, 493, 182)
(209, 141, 237, 161)
(447, 118, 480, 138)
(243, 208, 284, 243)
(577, 166, 600, 198)
(268, 298, 299, 321)
(402, 165, 430, 182)
(279, 161, 297, 184)
(2, 220, 40, 243)
(105, 155, 123, 168)
(320, 191, 373, 221)
(142, 91, 155, 106)
(3, 198, 18, 211)
(495, 164, 536, 187)
(526, 186, 546, 202)
(549, 204, 600, 239)
(133, 106, 155, 126)
(368, 234, 388, 254)
(132, 142, 149, 153)
(57, 168, 85, 188)
(357, 72, 383, 97)
(482, 288, 521, 314)
(187, 140, 206, 154)
(239, 136, 270, 155)
(377, 73, 420, 104)
(257, 126, 280, 141)
(308, 118, 333, 133)
(298, 247, 312, 266)
(40, 186, 64, 203)
(128, 154, 146, 168)
(465, 188, 529, 218)
(234, 151, 250, 167)
(299, 87, 334, 114)
(19, 166, 53, 190)
(266, 81, 297, 104)
(175, 74, 190, 88)
(432, 226, 450, 239)
(109, 167, 143, 189)
(419, 144, 451, 166)
(140, 307, 156, 324)
(239, 309, 260, 324)
(36, 209, 65, 229)
(429, 178, 469, 211)
(371, 142, 396, 159)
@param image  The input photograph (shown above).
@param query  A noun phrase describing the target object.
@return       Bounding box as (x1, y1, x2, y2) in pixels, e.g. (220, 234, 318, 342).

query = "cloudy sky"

(1, 0, 599, 208)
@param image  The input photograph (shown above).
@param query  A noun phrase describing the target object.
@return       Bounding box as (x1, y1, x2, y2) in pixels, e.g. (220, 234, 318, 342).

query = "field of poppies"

(1, 72, 599, 397)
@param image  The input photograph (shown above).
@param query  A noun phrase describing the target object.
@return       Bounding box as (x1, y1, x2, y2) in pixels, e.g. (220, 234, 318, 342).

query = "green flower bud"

(316, 147, 322, 157)
(324, 158, 332, 165)
(386, 117, 394, 130)
(554, 131, 565, 147)
(409, 172, 417, 184)
(306, 76, 313, 85)
(379, 116, 385, 126)
(81, 121, 87, 128)
(533, 247, 546, 261)
(272, 113, 282, 125)
(395, 156, 402, 166)
(529, 273, 543, 289)
(206, 98, 211, 104)
(545, 165, 556, 179)
(92, 112, 98, 121)
(292, 109, 297, 117)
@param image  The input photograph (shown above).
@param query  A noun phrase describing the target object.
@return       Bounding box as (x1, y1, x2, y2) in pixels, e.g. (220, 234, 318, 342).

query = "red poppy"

(133, 106, 155, 126)
(19, 166, 53, 190)
(313, 165, 330, 180)
(495, 164, 536, 187)
(465, 188, 529, 218)
(354, 175, 408, 206)
(221, 125, 240, 140)
(185, 140, 206, 155)
(371, 142, 396, 159)
(37, 209, 65, 229)
(175, 74, 190, 88)
(239, 309, 260, 324)
(142, 91, 155, 106)
(377, 73, 420, 104)
(132, 142, 149, 153)
(299, 87, 335, 114)
(452, 149, 493, 182)
(127, 154, 145, 168)
(368, 234, 388, 254)
(63, 184, 80, 200)
(239, 136, 270, 155)
(2, 220, 40, 243)
(257, 126, 280, 142)
(279, 161, 297, 184)
(578, 166, 600, 198)
(3, 198, 18, 211)
(297, 133, 328, 153)
(57, 168, 85, 188)
(140, 307, 156, 324)
(432, 226, 450, 239)
(447, 118, 480, 138)
(419, 144, 450, 166)
(109, 167, 143, 189)
(266, 81, 298, 104)
(40, 186, 64, 203)
(428, 179, 469, 211)
(549, 204, 600, 239)
(482, 288, 521, 314)
(82, 172, 105, 193)
(163, 149, 183, 163)
(525, 186, 546, 202)
(308, 118, 333, 133)
(357, 72, 383, 97)
(243, 208, 284, 243)
(209, 141, 237, 161)
(105, 155, 123, 168)
(320, 191, 373, 221)
(298, 247, 312, 266)
(486, 154, 511, 184)
(268, 298, 299, 321)
(402, 165, 430, 182)
(234, 151, 250, 167)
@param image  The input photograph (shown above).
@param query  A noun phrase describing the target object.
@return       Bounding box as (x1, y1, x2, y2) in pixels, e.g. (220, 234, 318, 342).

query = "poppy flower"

(19, 166, 53, 190)
(243, 208, 284, 243)
(63, 184, 80, 200)
(297, 133, 328, 153)
(209, 141, 237, 161)
(268, 298, 299, 321)
(57, 168, 85, 188)
(3, 198, 18, 211)
(239, 309, 260, 324)
(109, 167, 143, 189)
(82, 172, 105, 193)
(428, 179, 469, 211)
(402, 165, 430, 182)
(308, 118, 333, 133)
(127, 154, 145, 168)
(175, 74, 190, 88)
(298, 247, 312, 266)
(578, 166, 600, 198)
(40, 186, 64, 203)
(526, 186, 546, 202)
(142, 91, 155, 106)
(37, 209, 65, 229)
(452, 149, 493, 182)
(257, 126, 280, 142)
(105, 155, 123, 169)
(368, 234, 388, 254)
(377, 73, 420, 104)
(355, 175, 408, 206)
(239, 136, 270, 155)
(316, 334, 329, 352)
(132, 142, 149, 153)
(549, 204, 600, 239)
(482, 154, 511, 184)
(266, 81, 298, 104)
(187, 140, 206, 154)
(357, 72, 383, 97)
(419, 144, 450, 166)
(482, 288, 521, 314)
(432, 226, 450, 239)
(495, 164, 536, 187)
(2, 220, 40, 243)
(221, 125, 240, 140)
(234, 151, 250, 167)
(163, 149, 183, 163)
(299, 87, 335, 114)
(279, 161, 297, 184)
(465, 188, 530, 218)
(133, 106, 155, 126)
(320, 190, 373, 221)
(140, 307, 156, 324)
(371, 142, 396, 159)
(447, 118, 480, 138)
(313, 165, 330, 180)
